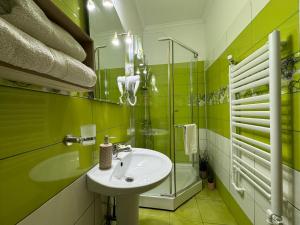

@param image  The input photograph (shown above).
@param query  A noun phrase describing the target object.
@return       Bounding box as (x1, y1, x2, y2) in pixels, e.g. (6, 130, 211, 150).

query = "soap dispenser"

(99, 135, 113, 170)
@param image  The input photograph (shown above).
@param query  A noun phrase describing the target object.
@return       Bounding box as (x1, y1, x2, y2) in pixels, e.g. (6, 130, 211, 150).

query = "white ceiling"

(134, 0, 208, 26)
(88, 0, 208, 35)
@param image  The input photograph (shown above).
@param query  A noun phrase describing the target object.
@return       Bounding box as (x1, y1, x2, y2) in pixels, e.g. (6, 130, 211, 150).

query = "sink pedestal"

(116, 194, 139, 225)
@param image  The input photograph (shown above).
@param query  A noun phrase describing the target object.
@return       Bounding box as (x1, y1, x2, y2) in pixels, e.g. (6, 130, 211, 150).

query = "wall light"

(103, 0, 114, 8)
(143, 67, 147, 75)
(112, 31, 134, 47)
(112, 32, 120, 46)
(125, 32, 133, 45)
(136, 68, 141, 75)
(87, 0, 96, 11)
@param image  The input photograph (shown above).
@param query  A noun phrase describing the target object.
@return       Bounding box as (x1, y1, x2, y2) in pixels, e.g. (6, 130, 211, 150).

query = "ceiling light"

(112, 32, 120, 46)
(87, 0, 95, 11)
(103, 0, 114, 8)
(125, 32, 132, 45)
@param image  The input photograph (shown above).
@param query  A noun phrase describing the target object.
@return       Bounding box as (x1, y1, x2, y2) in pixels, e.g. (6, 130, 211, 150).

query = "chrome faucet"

(113, 144, 132, 157)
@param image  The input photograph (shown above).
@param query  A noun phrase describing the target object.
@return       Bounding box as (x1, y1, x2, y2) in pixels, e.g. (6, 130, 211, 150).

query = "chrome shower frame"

(139, 37, 203, 210)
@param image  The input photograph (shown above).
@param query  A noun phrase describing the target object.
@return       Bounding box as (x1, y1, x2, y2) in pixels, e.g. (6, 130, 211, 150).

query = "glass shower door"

(172, 43, 200, 195)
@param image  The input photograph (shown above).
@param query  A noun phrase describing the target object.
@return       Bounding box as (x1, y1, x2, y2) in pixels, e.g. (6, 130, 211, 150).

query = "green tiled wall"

(0, 1, 129, 224)
(206, 1, 300, 224)
(134, 61, 204, 163)
(95, 67, 125, 103)
(0, 2, 130, 223)
(206, 0, 300, 171)
(52, 0, 87, 31)
(0, 86, 130, 225)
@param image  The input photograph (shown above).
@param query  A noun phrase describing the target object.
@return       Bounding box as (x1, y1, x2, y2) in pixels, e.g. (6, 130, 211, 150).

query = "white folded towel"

(0, 18, 96, 87)
(183, 124, 198, 159)
(1, 0, 86, 62)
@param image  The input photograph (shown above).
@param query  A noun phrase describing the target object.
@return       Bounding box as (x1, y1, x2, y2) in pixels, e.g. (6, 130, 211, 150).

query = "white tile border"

(17, 175, 95, 225)
(207, 129, 300, 225)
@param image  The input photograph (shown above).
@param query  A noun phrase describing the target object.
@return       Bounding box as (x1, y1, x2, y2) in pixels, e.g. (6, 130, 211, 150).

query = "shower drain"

(125, 177, 134, 182)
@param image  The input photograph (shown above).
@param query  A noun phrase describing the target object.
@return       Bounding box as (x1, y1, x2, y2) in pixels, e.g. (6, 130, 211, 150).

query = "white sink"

(87, 148, 172, 225)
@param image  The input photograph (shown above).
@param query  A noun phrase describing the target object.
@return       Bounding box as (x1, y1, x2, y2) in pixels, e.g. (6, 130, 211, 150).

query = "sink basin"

(87, 148, 172, 195)
(87, 148, 172, 225)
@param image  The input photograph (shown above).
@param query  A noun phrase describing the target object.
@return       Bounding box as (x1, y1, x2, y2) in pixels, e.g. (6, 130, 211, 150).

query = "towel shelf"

(0, 62, 92, 92)
(0, 0, 95, 93)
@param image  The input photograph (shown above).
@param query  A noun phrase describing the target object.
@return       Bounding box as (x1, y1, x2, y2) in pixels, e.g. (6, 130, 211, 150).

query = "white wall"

(17, 175, 107, 225)
(114, 0, 143, 35)
(203, 0, 270, 67)
(92, 31, 126, 69)
(142, 20, 206, 65)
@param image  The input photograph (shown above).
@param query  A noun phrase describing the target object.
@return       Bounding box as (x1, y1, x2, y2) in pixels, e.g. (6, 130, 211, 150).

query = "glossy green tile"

(281, 93, 293, 131)
(252, 0, 298, 45)
(0, 143, 93, 225)
(281, 130, 293, 168)
(291, 92, 300, 132)
(0, 84, 130, 224)
(173, 62, 189, 74)
(293, 131, 300, 171)
(92, 101, 129, 131)
(0, 86, 92, 159)
(51, 0, 86, 30)
(230, 23, 254, 62)
(278, 13, 299, 57)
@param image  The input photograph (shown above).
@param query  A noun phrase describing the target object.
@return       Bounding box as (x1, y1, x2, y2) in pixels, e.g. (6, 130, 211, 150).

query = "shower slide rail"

(228, 30, 283, 225)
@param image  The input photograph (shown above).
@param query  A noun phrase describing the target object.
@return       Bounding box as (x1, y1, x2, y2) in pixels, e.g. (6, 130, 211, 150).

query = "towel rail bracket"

(266, 209, 283, 225)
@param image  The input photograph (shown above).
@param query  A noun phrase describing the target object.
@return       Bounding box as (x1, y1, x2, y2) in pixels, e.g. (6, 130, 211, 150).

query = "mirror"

(88, 0, 126, 104)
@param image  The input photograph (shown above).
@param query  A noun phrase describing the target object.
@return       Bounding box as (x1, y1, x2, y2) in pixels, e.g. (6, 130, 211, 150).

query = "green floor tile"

(195, 186, 222, 201)
(196, 199, 238, 225)
(139, 208, 170, 225)
(170, 215, 202, 225)
(139, 188, 240, 225)
(171, 198, 202, 224)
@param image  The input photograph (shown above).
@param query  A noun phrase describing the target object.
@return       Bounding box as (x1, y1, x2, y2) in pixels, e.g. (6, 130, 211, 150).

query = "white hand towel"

(184, 124, 198, 159)
(1, 0, 86, 62)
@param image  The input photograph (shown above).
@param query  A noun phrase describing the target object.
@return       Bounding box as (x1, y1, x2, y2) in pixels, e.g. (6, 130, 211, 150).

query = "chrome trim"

(158, 37, 199, 58)
(63, 134, 96, 146)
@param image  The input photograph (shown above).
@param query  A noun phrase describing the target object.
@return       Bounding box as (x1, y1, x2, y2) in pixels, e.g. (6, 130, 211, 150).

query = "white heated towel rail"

(229, 30, 283, 225)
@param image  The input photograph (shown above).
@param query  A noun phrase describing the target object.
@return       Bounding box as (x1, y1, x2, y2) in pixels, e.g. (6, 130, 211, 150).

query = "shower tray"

(139, 163, 202, 210)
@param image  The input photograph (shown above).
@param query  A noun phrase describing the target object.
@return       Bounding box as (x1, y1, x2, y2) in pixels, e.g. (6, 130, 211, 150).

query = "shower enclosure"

(134, 38, 203, 210)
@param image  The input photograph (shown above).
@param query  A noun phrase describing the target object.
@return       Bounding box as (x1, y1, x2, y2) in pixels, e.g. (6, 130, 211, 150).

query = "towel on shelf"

(1, 0, 86, 62)
(0, 18, 96, 88)
(0, 0, 12, 14)
(183, 124, 198, 159)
